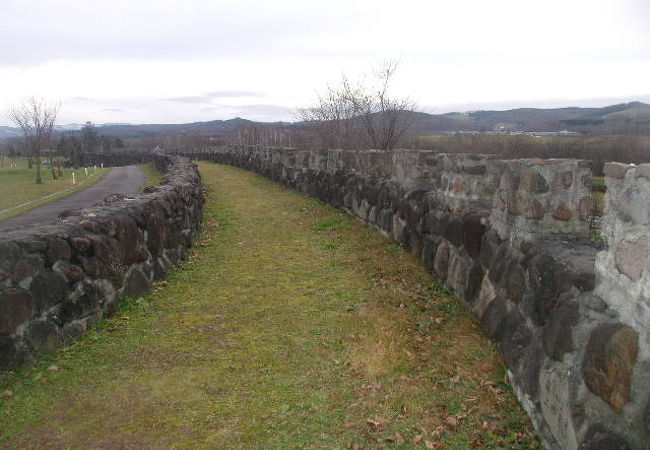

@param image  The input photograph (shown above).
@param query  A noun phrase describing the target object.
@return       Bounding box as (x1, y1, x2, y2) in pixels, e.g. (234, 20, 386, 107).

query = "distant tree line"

(1, 120, 126, 170)
(407, 133, 650, 175)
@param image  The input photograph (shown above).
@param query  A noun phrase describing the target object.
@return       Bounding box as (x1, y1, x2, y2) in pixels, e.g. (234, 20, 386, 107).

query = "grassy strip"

(0, 162, 539, 449)
(0, 158, 108, 221)
(136, 163, 164, 190)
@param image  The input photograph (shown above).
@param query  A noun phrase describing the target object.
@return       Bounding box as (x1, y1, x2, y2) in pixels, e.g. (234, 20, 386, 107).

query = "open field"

(0, 158, 108, 221)
(410, 134, 650, 175)
(0, 162, 539, 449)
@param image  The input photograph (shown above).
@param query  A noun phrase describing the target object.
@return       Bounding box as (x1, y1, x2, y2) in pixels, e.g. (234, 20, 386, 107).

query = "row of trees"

(4, 97, 125, 183)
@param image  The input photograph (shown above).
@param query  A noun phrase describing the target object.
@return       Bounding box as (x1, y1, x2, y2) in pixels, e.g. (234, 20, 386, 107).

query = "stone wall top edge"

(223, 145, 591, 165)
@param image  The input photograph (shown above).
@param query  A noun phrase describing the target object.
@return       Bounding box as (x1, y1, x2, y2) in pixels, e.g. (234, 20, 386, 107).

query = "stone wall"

(0, 155, 203, 369)
(185, 145, 648, 449)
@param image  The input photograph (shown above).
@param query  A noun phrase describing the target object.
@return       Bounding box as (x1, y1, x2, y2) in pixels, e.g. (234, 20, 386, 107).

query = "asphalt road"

(0, 165, 145, 231)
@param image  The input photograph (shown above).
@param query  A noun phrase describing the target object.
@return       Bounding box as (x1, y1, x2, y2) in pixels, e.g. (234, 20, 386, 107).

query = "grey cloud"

(198, 104, 295, 121)
(205, 91, 266, 98)
(164, 91, 267, 104)
(1, 1, 359, 65)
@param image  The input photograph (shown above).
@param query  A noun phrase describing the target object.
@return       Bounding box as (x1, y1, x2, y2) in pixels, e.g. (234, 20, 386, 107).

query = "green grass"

(136, 163, 164, 190)
(0, 162, 540, 449)
(0, 158, 108, 221)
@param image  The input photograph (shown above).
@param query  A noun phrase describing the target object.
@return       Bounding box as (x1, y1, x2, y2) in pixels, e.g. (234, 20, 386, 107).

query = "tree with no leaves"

(8, 97, 60, 184)
(299, 61, 417, 150)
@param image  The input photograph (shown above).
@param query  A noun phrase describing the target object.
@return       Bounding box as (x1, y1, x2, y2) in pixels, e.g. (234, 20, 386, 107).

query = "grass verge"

(0, 158, 108, 221)
(0, 162, 540, 449)
(136, 163, 164, 190)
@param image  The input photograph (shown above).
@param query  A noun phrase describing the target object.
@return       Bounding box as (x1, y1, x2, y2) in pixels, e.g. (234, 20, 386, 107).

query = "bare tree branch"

(7, 97, 60, 183)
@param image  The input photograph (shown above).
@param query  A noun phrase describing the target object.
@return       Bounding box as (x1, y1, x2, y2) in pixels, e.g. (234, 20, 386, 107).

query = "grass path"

(0, 163, 539, 449)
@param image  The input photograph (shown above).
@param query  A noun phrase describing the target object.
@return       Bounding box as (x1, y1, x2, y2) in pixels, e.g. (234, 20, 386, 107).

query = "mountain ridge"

(2, 101, 649, 139)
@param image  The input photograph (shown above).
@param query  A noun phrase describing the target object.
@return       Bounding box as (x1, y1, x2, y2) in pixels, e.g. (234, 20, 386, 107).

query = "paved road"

(0, 165, 144, 231)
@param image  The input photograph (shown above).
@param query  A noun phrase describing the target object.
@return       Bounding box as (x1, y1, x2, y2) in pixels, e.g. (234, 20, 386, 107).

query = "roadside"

(0, 166, 144, 231)
(0, 161, 109, 222)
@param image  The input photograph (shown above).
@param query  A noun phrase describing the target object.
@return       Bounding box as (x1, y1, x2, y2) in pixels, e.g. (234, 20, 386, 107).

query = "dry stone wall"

(186, 145, 648, 450)
(0, 155, 203, 369)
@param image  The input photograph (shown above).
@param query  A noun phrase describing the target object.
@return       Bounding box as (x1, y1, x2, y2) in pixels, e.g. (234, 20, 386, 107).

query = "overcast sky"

(2, 0, 649, 125)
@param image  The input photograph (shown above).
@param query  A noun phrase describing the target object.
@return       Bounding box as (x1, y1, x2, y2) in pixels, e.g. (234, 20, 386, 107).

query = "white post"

(101, 163, 104, 168)
(72, 171, 76, 185)
(84, 167, 88, 176)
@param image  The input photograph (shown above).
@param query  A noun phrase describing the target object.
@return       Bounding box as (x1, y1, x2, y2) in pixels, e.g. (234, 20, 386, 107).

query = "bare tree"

(8, 97, 60, 183)
(299, 61, 417, 150)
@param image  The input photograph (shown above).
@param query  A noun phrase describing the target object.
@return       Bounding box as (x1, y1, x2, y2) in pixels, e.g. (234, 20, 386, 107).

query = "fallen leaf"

(425, 440, 438, 449)
(40, 377, 50, 385)
(2, 390, 13, 399)
(445, 416, 458, 427)
(412, 434, 424, 443)
(366, 418, 388, 429)
(47, 365, 59, 371)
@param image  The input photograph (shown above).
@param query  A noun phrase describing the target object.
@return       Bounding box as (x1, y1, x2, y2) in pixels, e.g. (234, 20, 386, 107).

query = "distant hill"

(410, 102, 650, 134)
(92, 117, 259, 138)
(2, 102, 649, 140)
(0, 126, 21, 139)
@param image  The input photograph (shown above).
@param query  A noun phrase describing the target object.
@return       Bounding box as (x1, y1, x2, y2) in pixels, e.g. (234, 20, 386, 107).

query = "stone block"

(480, 295, 507, 339)
(465, 261, 484, 304)
(494, 308, 532, 368)
(523, 199, 545, 220)
(635, 164, 650, 180)
(27, 320, 61, 354)
(614, 185, 649, 225)
(540, 366, 579, 450)
(124, 268, 150, 298)
(552, 170, 574, 189)
(0, 288, 35, 334)
(614, 236, 649, 281)
(543, 301, 579, 361)
(433, 240, 451, 280)
(462, 211, 489, 258)
(553, 202, 573, 221)
(504, 262, 525, 303)
(0, 336, 17, 368)
(55, 262, 85, 284)
(521, 171, 550, 193)
(578, 424, 632, 450)
(604, 162, 629, 180)
(45, 237, 72, 265)
(29, 270, 68, 312)
(69, 236, 92, 255)
(443, 215, 464, 247)
(583, 323, 638, 410)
